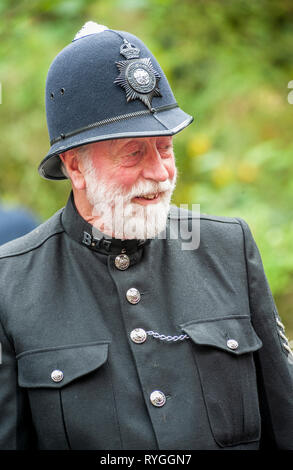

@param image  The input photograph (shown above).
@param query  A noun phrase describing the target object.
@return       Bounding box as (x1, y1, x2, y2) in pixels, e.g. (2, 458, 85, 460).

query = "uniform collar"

(61, 192, 151, 255)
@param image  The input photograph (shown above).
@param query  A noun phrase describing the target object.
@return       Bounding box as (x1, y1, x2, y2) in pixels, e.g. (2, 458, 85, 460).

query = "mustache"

(108, 168, 178, 203)
(121, 179, 174, 202)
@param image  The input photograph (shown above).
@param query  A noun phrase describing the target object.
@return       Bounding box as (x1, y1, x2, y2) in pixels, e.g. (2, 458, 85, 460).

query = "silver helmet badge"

(114, 39, 162, 110)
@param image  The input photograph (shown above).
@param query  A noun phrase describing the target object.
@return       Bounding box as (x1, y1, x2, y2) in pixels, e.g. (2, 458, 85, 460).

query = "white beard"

(82, 157, 177, 240)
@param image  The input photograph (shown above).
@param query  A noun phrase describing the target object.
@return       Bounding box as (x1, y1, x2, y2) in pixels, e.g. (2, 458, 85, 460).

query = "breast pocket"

(180, 315, 263, 448)
(17, 341, 121, 450)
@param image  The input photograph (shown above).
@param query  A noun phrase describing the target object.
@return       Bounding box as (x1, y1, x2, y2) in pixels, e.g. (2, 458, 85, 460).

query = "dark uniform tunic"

(0, 193, 292, 450)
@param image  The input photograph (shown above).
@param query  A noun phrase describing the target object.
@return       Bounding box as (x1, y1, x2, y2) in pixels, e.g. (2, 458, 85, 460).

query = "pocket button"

(51, 369, 64, 382)
(227, 339, 239, 350)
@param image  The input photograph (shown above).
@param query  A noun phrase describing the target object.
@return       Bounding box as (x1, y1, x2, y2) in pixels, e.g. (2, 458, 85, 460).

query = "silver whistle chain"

(146, 330, 189, 342)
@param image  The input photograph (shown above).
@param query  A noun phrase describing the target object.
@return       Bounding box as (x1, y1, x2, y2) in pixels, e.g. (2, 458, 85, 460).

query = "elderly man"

(0, 22, 292, 451)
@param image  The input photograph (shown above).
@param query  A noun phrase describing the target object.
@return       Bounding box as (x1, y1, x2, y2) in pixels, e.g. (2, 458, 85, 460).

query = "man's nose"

(141, 145, 169, 182)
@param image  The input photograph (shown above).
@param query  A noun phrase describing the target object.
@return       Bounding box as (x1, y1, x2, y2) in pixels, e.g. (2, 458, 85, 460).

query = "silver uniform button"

(51, 369, 64, 382)
(150, 390, 166, 407)
(130, 328, 147, 344)
(126, 288, 141, 304)
(227, 339, 239, 350)
(115, 254, 130, 270)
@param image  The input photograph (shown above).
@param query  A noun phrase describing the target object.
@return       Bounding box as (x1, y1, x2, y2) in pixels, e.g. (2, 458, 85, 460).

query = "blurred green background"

(1, 0, 293, 337)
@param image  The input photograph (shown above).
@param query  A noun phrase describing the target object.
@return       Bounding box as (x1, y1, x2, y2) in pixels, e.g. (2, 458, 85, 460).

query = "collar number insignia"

(114, 39, 162, 110)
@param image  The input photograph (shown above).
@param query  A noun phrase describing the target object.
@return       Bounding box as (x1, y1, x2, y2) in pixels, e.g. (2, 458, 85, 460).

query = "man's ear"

(59, 151, 86, 190)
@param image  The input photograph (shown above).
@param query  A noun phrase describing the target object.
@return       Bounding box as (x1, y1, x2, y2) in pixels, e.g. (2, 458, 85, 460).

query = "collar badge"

(114, 39, 162, 110)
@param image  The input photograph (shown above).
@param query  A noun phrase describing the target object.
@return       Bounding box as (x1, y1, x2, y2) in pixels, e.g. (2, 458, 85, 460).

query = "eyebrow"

(112, 138, 141, 154)
(110, 136, 173, 155)
(111, 138, 132, 150)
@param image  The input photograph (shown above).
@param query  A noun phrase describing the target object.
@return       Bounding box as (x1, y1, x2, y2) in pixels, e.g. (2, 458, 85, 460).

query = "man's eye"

(130, 150, 141, 156)
(121, 151, 142, 167)
(157, 144, 173, 156)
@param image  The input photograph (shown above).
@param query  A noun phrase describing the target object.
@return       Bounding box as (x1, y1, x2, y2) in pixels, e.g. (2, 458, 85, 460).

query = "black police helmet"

(39, 22, 194, 180)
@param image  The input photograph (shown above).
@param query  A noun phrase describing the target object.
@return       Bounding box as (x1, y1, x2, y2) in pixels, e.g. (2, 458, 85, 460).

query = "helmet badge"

(114, 39, 162, 110)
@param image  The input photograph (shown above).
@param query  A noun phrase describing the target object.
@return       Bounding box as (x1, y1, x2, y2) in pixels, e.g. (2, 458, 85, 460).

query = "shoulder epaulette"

(168, 205, 240, 224)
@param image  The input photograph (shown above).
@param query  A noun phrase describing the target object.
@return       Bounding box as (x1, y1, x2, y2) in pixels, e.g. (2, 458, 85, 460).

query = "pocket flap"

(181, 316, 262, 355)
(17, 341, 109, 388)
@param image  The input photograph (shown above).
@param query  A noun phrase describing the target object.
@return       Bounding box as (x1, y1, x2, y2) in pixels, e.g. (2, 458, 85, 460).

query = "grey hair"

(59, 145, 92, 179)
(60, 160, 69, 178)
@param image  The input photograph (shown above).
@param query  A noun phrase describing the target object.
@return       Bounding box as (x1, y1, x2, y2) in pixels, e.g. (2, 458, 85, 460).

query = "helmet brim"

(39, 106, 193, 180)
